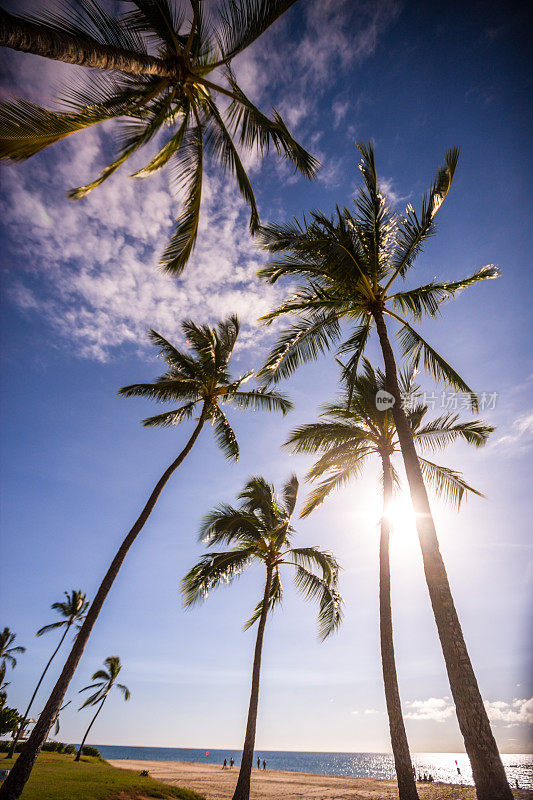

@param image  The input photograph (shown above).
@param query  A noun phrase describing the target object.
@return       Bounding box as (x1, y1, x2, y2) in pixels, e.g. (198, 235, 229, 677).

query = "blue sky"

(0, 0, 532, 755)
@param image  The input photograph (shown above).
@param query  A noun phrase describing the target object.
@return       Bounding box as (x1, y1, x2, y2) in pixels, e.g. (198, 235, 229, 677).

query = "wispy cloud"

(493, 411, 533, 452)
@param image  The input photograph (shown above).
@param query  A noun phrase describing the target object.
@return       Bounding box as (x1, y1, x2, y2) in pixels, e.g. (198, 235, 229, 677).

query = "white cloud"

(405, 697, 454, 722)
(485, 697, 533, 726)
(494, 411, 533, 451)
(2, 128, 284, 361)
(363, 708, 379, 715)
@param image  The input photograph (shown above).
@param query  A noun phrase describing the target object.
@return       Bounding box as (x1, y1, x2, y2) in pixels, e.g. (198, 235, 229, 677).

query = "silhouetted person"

(257, 757, 261, 769)
(263, 760, 266, 770)
(223, 758, 227, 769)
(230, 757, 234, 768)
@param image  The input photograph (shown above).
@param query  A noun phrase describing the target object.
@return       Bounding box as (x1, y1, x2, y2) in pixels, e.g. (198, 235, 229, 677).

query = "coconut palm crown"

(36, 591, 89, 637)
(257, 141, 498, 406)
(288, 359, 493, 516)
(0, 629, 25, 672)
(119, 315, 292, 459)
(0, 0, 318, 273)
(182, 475, 342, 639)
(78, 656, 131, 709)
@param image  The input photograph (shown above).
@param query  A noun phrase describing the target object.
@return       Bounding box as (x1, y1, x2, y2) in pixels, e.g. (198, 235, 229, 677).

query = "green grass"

(2, 753, 205, 800)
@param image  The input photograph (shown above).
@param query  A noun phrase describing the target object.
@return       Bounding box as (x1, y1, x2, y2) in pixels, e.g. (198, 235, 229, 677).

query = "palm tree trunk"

(380, 456, 419, 800)
(7, 625, 71, 759)
(373, 309, 511, 800)
(74, 696, 107, 762)
(0, 8, 175, 77)
(0, 406, 208, 800)
(231, 566, 273, 800)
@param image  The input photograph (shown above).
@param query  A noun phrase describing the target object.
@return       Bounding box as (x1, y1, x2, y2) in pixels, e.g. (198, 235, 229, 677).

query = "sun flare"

(384, 497, 418, 540)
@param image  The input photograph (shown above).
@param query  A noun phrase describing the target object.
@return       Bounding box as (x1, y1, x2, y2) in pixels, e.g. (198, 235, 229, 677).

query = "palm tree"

(256, 143, 512, 799)
(0, 0, 318, 274)
(182, 475, 342, 800)
(286, 360, 493, 800)
(75, 656, 130, 761)
(7, 591, 89, 759)
(0, 629, 25, 674)
(0, 315, 291, 800)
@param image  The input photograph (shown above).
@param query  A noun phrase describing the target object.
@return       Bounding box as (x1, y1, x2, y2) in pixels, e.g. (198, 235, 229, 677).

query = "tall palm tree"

(256, 143, 512, 799)
(182, 475, 342, 800)
(0, 629, 25, 674)
(0, 0, 318, 274)
(0, 315, 291, 800)
(7, 591, 89, 759)
(75, 656, 130, 761)
(286, 360, 493, 800)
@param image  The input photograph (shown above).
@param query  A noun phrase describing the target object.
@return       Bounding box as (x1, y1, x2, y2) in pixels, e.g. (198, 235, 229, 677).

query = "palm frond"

(0, 99, 117, 161)
(292, 565, 343, 640)
(393, 314, 478, 410)
(418, 457, 483, 508)
(203, 95, 259, 232)
(118, 377, 200, 402)
(288, 547, 339, 584)
(199, 504, 263, 545)
(117, 683, 131, 701)
(385, 146, 460, 286)
(36, 621, 65, 637)
(215, 0, 297, 63)
(285, 421, 370, 454)
(141, 401, 199, 427)
(181, 548, 256, 606)
(390, 265, 500, 320)
(230, 388, 293, 415)
(281, 474, 299, 517)
(414, 414, 494, 452)
(159, 121, 204, 274)
(258, 312, 341, 384)
(226, 72, 319, 179)
(26, 0, 147, 53)
(211, 406, 239, 460)
(147, 329, 198, 376)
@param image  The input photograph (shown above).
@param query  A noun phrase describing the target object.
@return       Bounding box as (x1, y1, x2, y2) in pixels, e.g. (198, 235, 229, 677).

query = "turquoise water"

(97, 745, 533, 789)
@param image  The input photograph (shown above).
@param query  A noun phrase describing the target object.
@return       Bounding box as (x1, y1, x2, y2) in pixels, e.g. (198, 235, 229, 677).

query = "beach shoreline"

(109, 758, 532, 799)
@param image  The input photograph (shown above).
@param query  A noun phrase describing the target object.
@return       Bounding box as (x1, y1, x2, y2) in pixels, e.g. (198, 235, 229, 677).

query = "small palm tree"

(0, 629, 25, 673)
(75, 657, 130, 761)
(7, 591, 89, 759)
(182, 475, 342, 800)
(3, 315, 291, 799)
(257, 143, 511, 799)
(286, 360, 493, 800)
(0, 0, 318, 274)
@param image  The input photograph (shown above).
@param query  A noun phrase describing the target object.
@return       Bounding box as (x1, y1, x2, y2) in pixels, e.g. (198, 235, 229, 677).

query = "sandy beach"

(109, 759, 532, 799)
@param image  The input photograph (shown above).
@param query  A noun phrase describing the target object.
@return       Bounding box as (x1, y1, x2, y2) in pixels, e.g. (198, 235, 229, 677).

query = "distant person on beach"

(223, 758, 227, 769)
(516, 780, 520, 789)
(263, 760, 266, 770)
(230, 758, 234, 768)
(257, 757, 261, 769)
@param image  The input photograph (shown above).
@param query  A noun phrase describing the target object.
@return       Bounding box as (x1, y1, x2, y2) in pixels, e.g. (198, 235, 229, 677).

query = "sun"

(383, 496, 418, 540)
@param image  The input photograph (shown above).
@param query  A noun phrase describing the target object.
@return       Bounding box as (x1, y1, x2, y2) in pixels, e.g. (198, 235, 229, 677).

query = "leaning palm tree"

(0, 315, 291, 800)
(0, 0, 318, 273)
(75, 656, 130, 761)
(286, 360, 493, 800)
(256, 143, 511, 799)
(0, 629, 25, 674)
(7, 591, 89, 759)
(182, 475, 342, 800)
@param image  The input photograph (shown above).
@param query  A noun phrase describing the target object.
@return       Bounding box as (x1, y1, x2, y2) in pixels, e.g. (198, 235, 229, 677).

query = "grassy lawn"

(1, 753, 205, 800)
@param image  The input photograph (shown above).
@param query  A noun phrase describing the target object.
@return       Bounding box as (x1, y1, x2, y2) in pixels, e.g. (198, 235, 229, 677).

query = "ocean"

(96, 745, 533, 789)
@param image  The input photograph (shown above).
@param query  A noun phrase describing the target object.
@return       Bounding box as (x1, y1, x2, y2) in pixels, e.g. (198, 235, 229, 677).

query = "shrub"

(64, 744, 76, 754)
(140, 769, 150, 776)
(80, 745, 102, 758)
